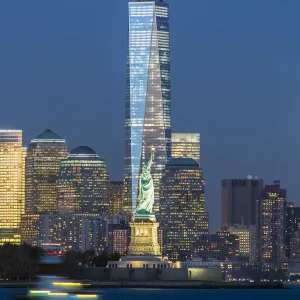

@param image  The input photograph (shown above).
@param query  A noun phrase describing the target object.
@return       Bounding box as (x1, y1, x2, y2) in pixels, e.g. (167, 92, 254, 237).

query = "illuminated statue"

(136, 147, 155, 216)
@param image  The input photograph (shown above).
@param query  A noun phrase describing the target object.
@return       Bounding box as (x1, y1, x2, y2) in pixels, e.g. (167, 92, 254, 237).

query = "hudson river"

(2, 286, 300, 300)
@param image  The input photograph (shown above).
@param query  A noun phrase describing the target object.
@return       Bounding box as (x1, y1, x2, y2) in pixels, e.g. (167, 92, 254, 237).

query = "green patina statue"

(136, 147, 155, 216)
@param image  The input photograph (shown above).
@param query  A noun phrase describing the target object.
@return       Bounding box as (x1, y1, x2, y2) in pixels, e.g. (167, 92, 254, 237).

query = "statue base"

(128, 215, 161, 256)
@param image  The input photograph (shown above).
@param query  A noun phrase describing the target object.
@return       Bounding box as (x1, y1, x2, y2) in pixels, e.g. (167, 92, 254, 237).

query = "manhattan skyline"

(1, 0, 300, 232)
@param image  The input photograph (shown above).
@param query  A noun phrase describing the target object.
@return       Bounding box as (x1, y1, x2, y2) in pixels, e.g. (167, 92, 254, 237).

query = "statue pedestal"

(128, 215, 161, 256)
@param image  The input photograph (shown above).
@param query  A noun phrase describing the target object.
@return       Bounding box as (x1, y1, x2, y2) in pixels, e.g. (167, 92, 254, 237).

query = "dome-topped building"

(68, 146, 99, 160)
(57, 146, 109, 214)
(25, 129, 68, 215)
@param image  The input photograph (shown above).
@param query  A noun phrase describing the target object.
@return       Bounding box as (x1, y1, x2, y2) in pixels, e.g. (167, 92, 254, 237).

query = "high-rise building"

(294, 207, 300, 225)
(171, 133, 200, 165)
(123, 0, 171, 215)
(159, 158, 208, 261)
(0, 130, 26, 245)
(256, 181, 286, 269)
(191, 229, 240, 260)
(222, 177, 264, 227)
(38, 213, 106, 252)
(25, 129, 68, 214)
(291, 223, 300, 259)
(57, 146, 109, 215)
(109, 181, 123, 216)
(285, 202, 296, 258)
(228, 223, 256, 262)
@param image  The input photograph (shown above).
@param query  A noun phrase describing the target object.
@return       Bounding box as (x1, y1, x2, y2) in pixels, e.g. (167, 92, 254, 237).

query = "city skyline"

(1, 0, 300, 231)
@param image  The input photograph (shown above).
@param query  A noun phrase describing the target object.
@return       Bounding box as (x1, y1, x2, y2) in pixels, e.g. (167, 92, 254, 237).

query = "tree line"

(0, 243, 43, 280)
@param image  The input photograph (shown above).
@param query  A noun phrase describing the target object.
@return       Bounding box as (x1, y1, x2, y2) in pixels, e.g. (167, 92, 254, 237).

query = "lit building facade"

(25, 129, 68, 214)
(191, 229, 240, 260)
(256, 181, 286, 269)
(228, 224, 256, 261)
(0, 130, 26, 245)
(38, 213, 107, 252)
(222, 177, 264, 227)
(109, 181, 123, 216)
(123, 0, 171, 215)
(159, 158, 208, 261)
(285, 202, 297, 258)
(57, 146, 109, 215)
(107, 223, 130, 255)
(171, 133, 200, 165)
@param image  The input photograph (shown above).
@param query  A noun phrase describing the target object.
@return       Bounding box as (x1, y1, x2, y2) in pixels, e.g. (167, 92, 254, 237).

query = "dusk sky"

(1, 0, 300, 232)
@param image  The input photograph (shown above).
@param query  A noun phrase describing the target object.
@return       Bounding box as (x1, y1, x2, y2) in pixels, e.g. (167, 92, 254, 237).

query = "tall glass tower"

(0, 130, 26, 245)
(124, 0, 171, 215)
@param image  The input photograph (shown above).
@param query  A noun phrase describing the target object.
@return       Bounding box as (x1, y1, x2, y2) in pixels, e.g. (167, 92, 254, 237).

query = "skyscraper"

(159, 158, 208, 260)
(123, 0, 171, 215)
(256, 181, 286, 269)
(285, 202, 296, 258)
(222, 177, 264, 227)
(25, 129, 68, 214)
(109, 181, 123, 216)
(57, 146, 109, 214)
(172, 133, 200, 165)
(0, 130, 26, 245)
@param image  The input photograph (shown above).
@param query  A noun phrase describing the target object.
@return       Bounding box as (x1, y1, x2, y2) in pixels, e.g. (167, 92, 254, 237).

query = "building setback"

(56, 146, 109, 215)
(0, 130, 26, 245)
(171, 133, 200, 165)
(123, 0, 171, 215)
(159, 158, 208, 261)
(222, 177, 264, 227)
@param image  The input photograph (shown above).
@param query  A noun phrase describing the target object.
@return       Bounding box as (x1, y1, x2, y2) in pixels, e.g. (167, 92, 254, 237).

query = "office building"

(57, 146, 109, 214)
(109, 181, 123, 216)
(107, 223, 130, 255)
(171, 133, 200, 164)
(0, 130, 26, 245)
(222, 177, 264, 227)
(123, 0, 171, 215)
(285, 202, 296, 258)
(291, 223, 300, 259)
(294, 207, 300, 225)
(159, 158, 208, 261)
(38, 213, 106, 252)
(191, 229, 240, 260)
(256, 181, 286, 269)
(25, 129, 68, 214)
(20, 214, 40, 246)
(228, 223, 256, 261)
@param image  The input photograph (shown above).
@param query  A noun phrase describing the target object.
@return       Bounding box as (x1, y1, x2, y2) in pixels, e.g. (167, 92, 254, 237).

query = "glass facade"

(0, 130, 26, 245)
(109, 181, 124, 216)
(25, 129, 68, 214)
(56, 146, 109, 215)
(172, 133, 200, 165)
(159, 158, 208, 260)
(124, 0, 171, 215)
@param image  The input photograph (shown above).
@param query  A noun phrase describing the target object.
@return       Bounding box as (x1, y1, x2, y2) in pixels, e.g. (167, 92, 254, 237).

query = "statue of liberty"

(136, 147, 155, 216)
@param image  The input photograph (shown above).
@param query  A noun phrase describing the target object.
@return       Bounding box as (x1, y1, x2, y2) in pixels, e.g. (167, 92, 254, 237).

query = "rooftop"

(68, 146, 99, 160)
(33, 129, 65, 141)
(167, 158, 199, 167)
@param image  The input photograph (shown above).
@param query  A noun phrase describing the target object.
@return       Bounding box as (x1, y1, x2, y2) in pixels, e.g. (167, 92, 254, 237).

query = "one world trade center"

(123, 0, 171, 215)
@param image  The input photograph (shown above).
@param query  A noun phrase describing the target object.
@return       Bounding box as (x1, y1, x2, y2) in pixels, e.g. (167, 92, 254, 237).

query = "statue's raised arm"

(146, 147, 155, 170)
